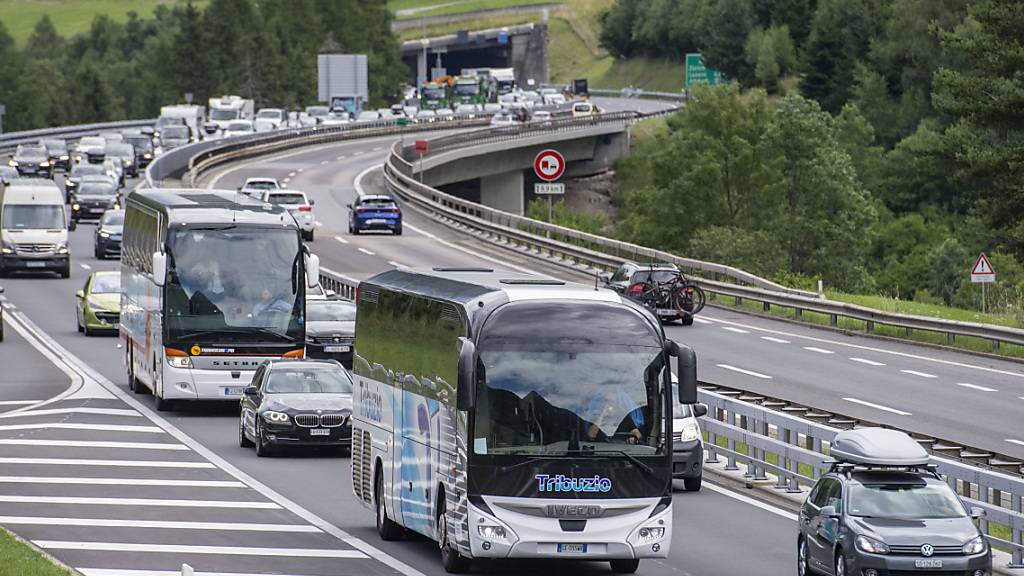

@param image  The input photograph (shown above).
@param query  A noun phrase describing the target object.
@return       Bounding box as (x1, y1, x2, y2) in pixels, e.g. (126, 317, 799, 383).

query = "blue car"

(347, 194, 402, 235)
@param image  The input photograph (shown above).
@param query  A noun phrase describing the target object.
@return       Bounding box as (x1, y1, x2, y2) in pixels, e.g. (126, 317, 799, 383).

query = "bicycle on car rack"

(627, 271, 706, 326)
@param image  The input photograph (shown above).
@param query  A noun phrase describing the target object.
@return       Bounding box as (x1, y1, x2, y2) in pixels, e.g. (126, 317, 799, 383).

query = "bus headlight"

(477, 525, 506, 539)
(638, 527, 665, 541)
(167, 356, 192, 369)
(680, 422, 699, 442)
(263, 411, 289, 423)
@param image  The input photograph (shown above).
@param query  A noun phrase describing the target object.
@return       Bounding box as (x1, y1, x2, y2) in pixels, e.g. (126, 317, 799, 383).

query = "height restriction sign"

(534, 149, 565, 182)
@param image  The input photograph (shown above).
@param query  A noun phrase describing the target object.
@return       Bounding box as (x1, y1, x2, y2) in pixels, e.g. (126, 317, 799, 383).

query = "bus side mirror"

(305, 253, 320, 288)
(456, 337, 476, 411)
(666, 340, 697, 404)
(153, 252, 167, 287)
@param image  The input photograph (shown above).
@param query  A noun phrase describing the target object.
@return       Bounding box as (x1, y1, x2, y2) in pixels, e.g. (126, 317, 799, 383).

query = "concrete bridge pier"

(480, 171, 525, 214)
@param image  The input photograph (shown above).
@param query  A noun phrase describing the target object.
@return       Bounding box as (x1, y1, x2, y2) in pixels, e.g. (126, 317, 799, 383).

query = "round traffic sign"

(534, 149, 565, 182)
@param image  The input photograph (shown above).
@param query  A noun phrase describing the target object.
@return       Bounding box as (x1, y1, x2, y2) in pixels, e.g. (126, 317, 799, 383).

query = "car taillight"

(356, 207, 367, 214)
(389, 208, 401, 214)
(629, 284, 644, 294)
(297, 205, 312, 212)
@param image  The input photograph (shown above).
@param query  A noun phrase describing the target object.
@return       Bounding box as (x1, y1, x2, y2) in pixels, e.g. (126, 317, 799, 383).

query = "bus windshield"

(164, 226, 302, 344)
(454, 83, 480, 95)
(474, 301, 666, 457)
(423, 87, 446, 100)
(210, 109, 239, 121)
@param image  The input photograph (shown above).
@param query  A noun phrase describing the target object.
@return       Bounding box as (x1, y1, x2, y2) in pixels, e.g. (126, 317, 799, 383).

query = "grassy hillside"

(0, 0, 204, 44)
(390, 0, 556, 20)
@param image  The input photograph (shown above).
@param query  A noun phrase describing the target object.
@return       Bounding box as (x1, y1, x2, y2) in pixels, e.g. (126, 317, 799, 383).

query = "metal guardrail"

(698, 386, 1024, 568)
(0, 119, 156, 153)
(590, 88, 688, 101)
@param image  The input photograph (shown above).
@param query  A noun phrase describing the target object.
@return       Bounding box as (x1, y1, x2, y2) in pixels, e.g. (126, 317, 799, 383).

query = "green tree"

(699, 0, 755, 82)
(754, 36, 780, 92)
(69, 62, 119, 123)
(25, 15, 64, 59)
(800, 0, 877, 113)
(928, 237, 967, 305)
(599, 0, 640, 58)
(688, 225, 787, 278)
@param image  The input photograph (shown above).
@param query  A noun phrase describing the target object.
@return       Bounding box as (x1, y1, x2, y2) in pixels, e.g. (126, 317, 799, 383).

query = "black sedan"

(40, 139, 71, 172)
(9, 145, 53, 178)
(70, 176, 119, 222)
(305, 299, 355, 368)
(94, 209, 124, 259)
(64, 164, 107, 201)
(239, 359, 353, 457)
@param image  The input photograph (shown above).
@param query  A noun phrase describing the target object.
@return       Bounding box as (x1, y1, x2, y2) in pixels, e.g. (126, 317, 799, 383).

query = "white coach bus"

(120, 189, 319, 411)
(349, 267, 698, 573)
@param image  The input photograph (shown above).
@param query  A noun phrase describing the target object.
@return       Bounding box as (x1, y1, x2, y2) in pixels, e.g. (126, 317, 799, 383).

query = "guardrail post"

(794, 308, 802, 319)
(829, 314, 837, 327)
(775, 428, 791, 489)
(992, 339, 1000, 353)
(735, 296, 743, 306)
(905, 327, 913, 337)
(866, 321, 874, 333)
(979, 482, 990, 535)
(1013, 491, 1022, 567)
(764, 302, 771, 312)
(948, 333, 955, 345)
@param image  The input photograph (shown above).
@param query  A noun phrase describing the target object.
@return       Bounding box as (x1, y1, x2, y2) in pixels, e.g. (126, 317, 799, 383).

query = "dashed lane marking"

(336, 155, 347, 160)
(0, 517, 318, 532)
(0, 457, 213, 468)
(715, 364, 772, 379)
(1005, 439, 1024, 447)
(0, 439, 189, 450)
(803, 346, 834, 354)
(34, 542, 367, 558)
(722, 327, 749, 334)
(0, 407, 140, 418)
(956, 382, 997, 392)
(79, 264, 91, 270)
(850, 357, 886, 366)
(0, 423, 163, 433)
(320, 160, 329, 165)
(0, 477, 245, 488)
(692, 317, 713, 325)
(761, 336, 790, 344)
(334, 235, 349, 244)
(78, 570, 325, 576)
(843, 397, 912, 416)
(288, 171, 296, 177)
(372, 147, 383, 151)
(357, 248, 375, 256)
(0, 496, 280, 509)
(900, 369, 938, 379)
(387, 261, 407, 268)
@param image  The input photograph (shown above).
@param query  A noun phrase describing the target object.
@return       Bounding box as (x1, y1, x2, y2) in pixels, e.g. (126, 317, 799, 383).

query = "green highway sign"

(685, 53, 723, 88)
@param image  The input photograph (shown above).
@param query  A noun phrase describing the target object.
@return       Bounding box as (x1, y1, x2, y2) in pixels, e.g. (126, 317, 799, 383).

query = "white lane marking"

(0, 423, 163, 433)
(282, 177, 291, 183)
(843, 397, 912, 416)
(715, 364, 772, 379)
(357, 247, 376, 256)
(387, 260, 407, 268)
(336, 155, 347, 160)
(315, 221, 323, 227)
(0, 401, 42, 406)
(78, 570, 323, 576)
(761, 336, 790, 344)
(0, 496, 279, 509)
(803, 346, 834, 355)
(0, 457, 212, 468)
(320, 160, 329, 165)
(35, 541, 367, 558)
(288, 171, 296, 177)
(693, 317, 713, 325)
(0, 407, 139, 418)
(353, 151, 364, 156)
(80, 264, 91, 270)
(0, 477, 245, 488)
(0, 517, 317, 532)
(701, 313, 1024, 379)
(849, 357, 886, 366)
(0, 439, 188, 450)
(956, 382, 998, 392)
(900, 369, 938, 379)
(703, 482, 798, 521)
(297, 168, 304, 173)
(722, 327, 749, 334)
(1007, 439, 1024, 447)
(334, 235, 349, 244)
(373, 147, 383, 151)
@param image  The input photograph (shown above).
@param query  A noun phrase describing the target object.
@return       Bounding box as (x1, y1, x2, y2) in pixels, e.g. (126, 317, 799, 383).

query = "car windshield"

(630, 270, 679, 285)
(269, 193, 306, 205)
(454, 83, 480, 95)
(101, 211, 125, 226)
(227, 122, 251, 131)
(106, 144, 133, 157)
(671, 382, 693, 418)
(156, 117, 184, 128)
(1, 205, 64, 229)
(126, 138, 152, 151)
(245, 180, 277, 190)
(423, 87, 446, 99)
(358, 198, 396, 209)
(265, 367, 352, 394)
(257, 110, 281, 119)
(162, 126, 189, 139)
(79, 137, 106, 148)
(79, 183, 116, 196)
(308, 301, 356, 322)
(848, 482, 967, 519)
(165, 227, 303, 344)
(72, 165, 105, 177)
(474, 301, 666, 456)
(41, 140, 67, 152)
(90, 274, 120, 294)
(210, 109, 239, 121)
(17, 147, 47, 160)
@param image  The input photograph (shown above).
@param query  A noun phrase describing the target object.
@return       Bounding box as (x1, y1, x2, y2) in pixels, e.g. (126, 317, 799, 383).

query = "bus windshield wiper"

(175, 328, 296, 343)
(586, 449, 655, 476)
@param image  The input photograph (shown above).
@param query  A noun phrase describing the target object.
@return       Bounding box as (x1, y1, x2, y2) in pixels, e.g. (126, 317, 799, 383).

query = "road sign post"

(534, 150, 566, 224)
(415, 139, 429, 182)
(970, 252, 995, 313)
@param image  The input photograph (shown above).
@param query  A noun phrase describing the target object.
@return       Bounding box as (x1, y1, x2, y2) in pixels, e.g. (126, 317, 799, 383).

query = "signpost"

(415, 139, 429, 182)
(685, 53, 723, 89)
(970, 252, 995, 313)
(534, 149, 566, 222)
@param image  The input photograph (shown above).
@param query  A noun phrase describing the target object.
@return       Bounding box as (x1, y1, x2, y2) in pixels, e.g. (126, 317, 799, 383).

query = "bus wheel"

(154, 393, 173, 412)
(610, 559, 640, 574)
(376, 470, 403, 541)
(438, 506, 469, 573)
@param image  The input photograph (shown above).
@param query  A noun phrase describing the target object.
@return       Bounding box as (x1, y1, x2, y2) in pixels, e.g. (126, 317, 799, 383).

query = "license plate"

(310, 428, 330, 436)
(656, 309, 679, 316)
(222, 387, 242, 396)
(26, 261, 46, 268)
(366, 219, 386, 224)
(915, 559, 942, 568)
(324, 345, 350, 353)
(557, 543, 587, 554)
(90, 208, 105, 213)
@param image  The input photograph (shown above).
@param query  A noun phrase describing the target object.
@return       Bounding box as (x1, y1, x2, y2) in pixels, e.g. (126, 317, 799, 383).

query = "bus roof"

(127, 188, 298, 227)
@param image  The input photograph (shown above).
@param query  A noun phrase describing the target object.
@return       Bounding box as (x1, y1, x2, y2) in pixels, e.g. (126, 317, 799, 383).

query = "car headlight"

(263, 410, 289, 423)
(477, 525, 506, 539)
(75, 155, 83, 162)
(123, 159, 132, 166)
(855, 534, 889, 555)
(67, 180, 77, 187)
(72, 203, 81, 211)
(680, 422, 699, 442)
(144, 153, 152, 159)
(167, 355, 192, 369)
(60, 155, 70, 160)
(0, 241, 14, 255)
(99, 230, 110, 238)
(40, 161, 50, 167)
(963, 536, 986, 555)
(56, 242, 68, 255)
(86, 296, 109, 311)
(8, 160, 17, 167)
(637, 527, 666, 541)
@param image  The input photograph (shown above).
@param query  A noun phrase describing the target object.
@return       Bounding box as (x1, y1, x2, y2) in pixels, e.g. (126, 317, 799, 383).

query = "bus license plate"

(310, 428, 330, 436)
(915, 560, 942, 568)
(222, 387, 242, 396)
(557, 544, 587, 554)
(324, 345, 350, 353)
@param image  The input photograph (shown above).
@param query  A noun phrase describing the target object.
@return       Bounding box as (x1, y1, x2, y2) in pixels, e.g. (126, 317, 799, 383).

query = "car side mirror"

(345, 203, 353, 210)
(456, 337, 476, 411)
(68, 219, 77, 231)
(152, 251, 167, 287)
(693, 403, 708, 418)
(243, 386, 258, 396)
(970, 507, 986, 519)
(666, 340, 698, 404)
(309, 199, 315, 206)
(75, 290, 84, 299)
(0, 286, 4, 294)
(305, 253, 320, 288)
(819, 505, 839, 519)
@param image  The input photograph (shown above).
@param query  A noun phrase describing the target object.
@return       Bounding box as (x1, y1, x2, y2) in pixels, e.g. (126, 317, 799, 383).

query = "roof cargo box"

(831, 428, 929, 467)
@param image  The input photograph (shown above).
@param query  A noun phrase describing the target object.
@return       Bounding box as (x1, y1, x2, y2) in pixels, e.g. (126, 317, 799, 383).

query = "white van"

(0, 180, 70, 278)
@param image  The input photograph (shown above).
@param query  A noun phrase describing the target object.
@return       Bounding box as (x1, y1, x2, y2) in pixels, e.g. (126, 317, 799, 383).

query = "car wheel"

(376, 470, 403, 541)
(609, 559, 640, 574)
(61, 263, 70, 279)
(306, 230, 314, 242)
(255, 420, 273, 457)
(834, 551, 846, 576)
(0, 320, 4, 342)
(83, 322, 92, 337)
(77, 314, 84, 333)
(681, 315, 694, 326)
(438, 502, 468, 573)
(683, 475, 702, 492)
(352, 226, 360, 235)
(797, 537, 811, 576)
(394, 226, 403, 236)
(239, 412, 254, 448)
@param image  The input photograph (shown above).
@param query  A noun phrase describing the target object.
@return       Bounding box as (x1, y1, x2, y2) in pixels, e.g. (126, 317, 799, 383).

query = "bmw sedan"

(94, 210, 124, 259)
(304, 299, 355, 368)
(239, 359, 353, 457)
(75, 271, 120, 336)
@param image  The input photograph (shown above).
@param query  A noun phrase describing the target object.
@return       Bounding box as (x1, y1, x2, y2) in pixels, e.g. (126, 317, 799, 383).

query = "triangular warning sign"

(972, 253, 995, 275)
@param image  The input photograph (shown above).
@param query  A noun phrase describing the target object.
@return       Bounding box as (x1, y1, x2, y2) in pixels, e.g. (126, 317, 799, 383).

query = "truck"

(491, 68, 516, 96)
(204, 95, 255, 137)
(420, 81, 450, 111)
(329, 95, 364, 116)
(157, 105, 205, 141)
(451, 75, 488, 106)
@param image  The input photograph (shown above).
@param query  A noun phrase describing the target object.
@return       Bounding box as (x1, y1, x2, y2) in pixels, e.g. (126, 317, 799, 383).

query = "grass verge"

(397, 13, 536, 40)
(0, 527, 71, 576)
(826, 291, 1023, 329)
(0, 0, 204, 45)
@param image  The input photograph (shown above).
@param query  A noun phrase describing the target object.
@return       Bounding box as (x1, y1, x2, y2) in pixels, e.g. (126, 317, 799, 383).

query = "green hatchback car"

(75, 271, 120, 336)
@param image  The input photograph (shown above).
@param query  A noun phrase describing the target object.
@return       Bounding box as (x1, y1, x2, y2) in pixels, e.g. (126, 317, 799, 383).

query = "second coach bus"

(120, 189, 319, 411)
(349, 267, 698, 574)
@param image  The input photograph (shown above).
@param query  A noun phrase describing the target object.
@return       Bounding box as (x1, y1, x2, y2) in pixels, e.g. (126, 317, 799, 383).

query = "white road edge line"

(0, 423, 163, 433)
(1007, 439, 1024, 447)
(849, 357, 886, 366)
(760, 337, 789, 344)
(715, 364, 772, 379)
(0, 400, 42, 406)
(0, 407, 140, 418)
(0, 516, 316, 532)
(0, 496, 279, 509)
(34, 541, 366, 558)
(692, 317, 713, 325)
(77, 570, 320, 576)
(843, 397, 912, 416)
(0, 477, 245, 487)
(956, 382, 998, 392)
(0, 458, 214, 468)
(703, 482, 797, 521)
(0, 439, 187, 450)
(900, 369, 938, 379)
(387, 261, 407, 268)
(802, 347, 834, 354)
